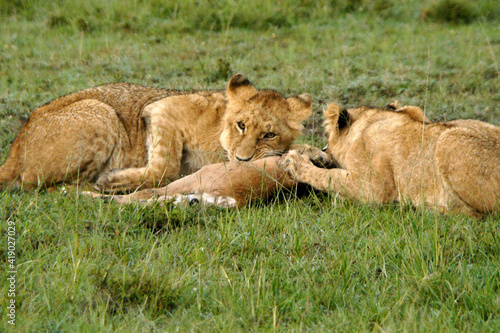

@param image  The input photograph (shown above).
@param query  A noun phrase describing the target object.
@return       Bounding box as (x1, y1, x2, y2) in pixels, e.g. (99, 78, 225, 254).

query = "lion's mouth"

(226, 149, 283, 161)
(264, 150, 285, 157)
(235, 154, 254, 162)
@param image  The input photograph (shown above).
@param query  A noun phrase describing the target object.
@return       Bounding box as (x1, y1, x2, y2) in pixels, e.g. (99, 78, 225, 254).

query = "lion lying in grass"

(279, 101, 500, 218)
(0, 74, 315, 192)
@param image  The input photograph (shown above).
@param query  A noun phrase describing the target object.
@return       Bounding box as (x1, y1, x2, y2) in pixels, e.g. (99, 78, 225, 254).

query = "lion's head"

(220, 74, 312, 161)
(322, 101, 432, 156)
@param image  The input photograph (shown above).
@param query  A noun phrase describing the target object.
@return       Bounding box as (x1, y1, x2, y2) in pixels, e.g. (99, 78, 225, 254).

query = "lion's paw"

(308, 148, 335, 168)
(279, 150, 310, 180)
(94, 169, 130, 192)
(290, 144, 336, 168)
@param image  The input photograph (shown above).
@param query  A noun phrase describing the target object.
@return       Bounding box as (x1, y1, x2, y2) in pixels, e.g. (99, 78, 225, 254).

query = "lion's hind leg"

(435, 128, 500, 217)
(1, 99, 125, 190)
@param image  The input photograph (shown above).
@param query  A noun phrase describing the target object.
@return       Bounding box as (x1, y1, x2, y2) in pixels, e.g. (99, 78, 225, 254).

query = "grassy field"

(1, 0, 499, 331)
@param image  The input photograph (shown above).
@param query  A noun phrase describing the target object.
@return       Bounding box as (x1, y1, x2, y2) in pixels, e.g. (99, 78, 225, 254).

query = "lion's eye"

(264, 132, 276, 139)
(237, 121, 246, 131)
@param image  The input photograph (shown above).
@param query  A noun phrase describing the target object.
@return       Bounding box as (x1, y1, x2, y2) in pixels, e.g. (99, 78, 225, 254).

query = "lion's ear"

(286, 93, 312, 122)
(386, 100, 400, 110)
(338, 108, 350, 129)
(323, 103, 349, 128)
(227, 74, 258, 102)
(323, 103, 341, 122)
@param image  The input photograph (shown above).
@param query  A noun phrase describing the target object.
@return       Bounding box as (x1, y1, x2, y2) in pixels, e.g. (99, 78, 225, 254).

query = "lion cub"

(0, 74, 315, 192)
(280, 102, 500, 217)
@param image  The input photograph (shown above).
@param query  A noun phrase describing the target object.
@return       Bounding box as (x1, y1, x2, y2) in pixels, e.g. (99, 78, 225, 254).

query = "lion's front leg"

(94, 162, 179, 193)
(95, 112, 184, 192)
(279, 150, 356, 199)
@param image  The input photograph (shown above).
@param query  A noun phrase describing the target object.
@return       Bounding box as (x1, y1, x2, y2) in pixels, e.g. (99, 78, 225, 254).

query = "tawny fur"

(84, 156, 295, 207)
(279, 102, 500, 217)
(0, 74, 314, 192)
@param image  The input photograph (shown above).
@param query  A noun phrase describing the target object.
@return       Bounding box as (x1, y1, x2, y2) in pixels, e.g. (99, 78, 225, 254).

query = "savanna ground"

(0, 0, 499, 331)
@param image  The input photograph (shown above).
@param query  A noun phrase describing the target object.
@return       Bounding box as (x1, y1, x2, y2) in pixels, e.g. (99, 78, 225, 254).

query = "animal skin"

(83, 156, 296, 208)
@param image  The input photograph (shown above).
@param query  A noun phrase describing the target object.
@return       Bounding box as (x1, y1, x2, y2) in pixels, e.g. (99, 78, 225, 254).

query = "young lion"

(0, 74, 315, 192)
(279, 102, 500, 217)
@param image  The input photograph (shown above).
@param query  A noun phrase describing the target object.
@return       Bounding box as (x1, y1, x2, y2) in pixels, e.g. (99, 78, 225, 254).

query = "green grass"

(1, 0, 500, 331)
